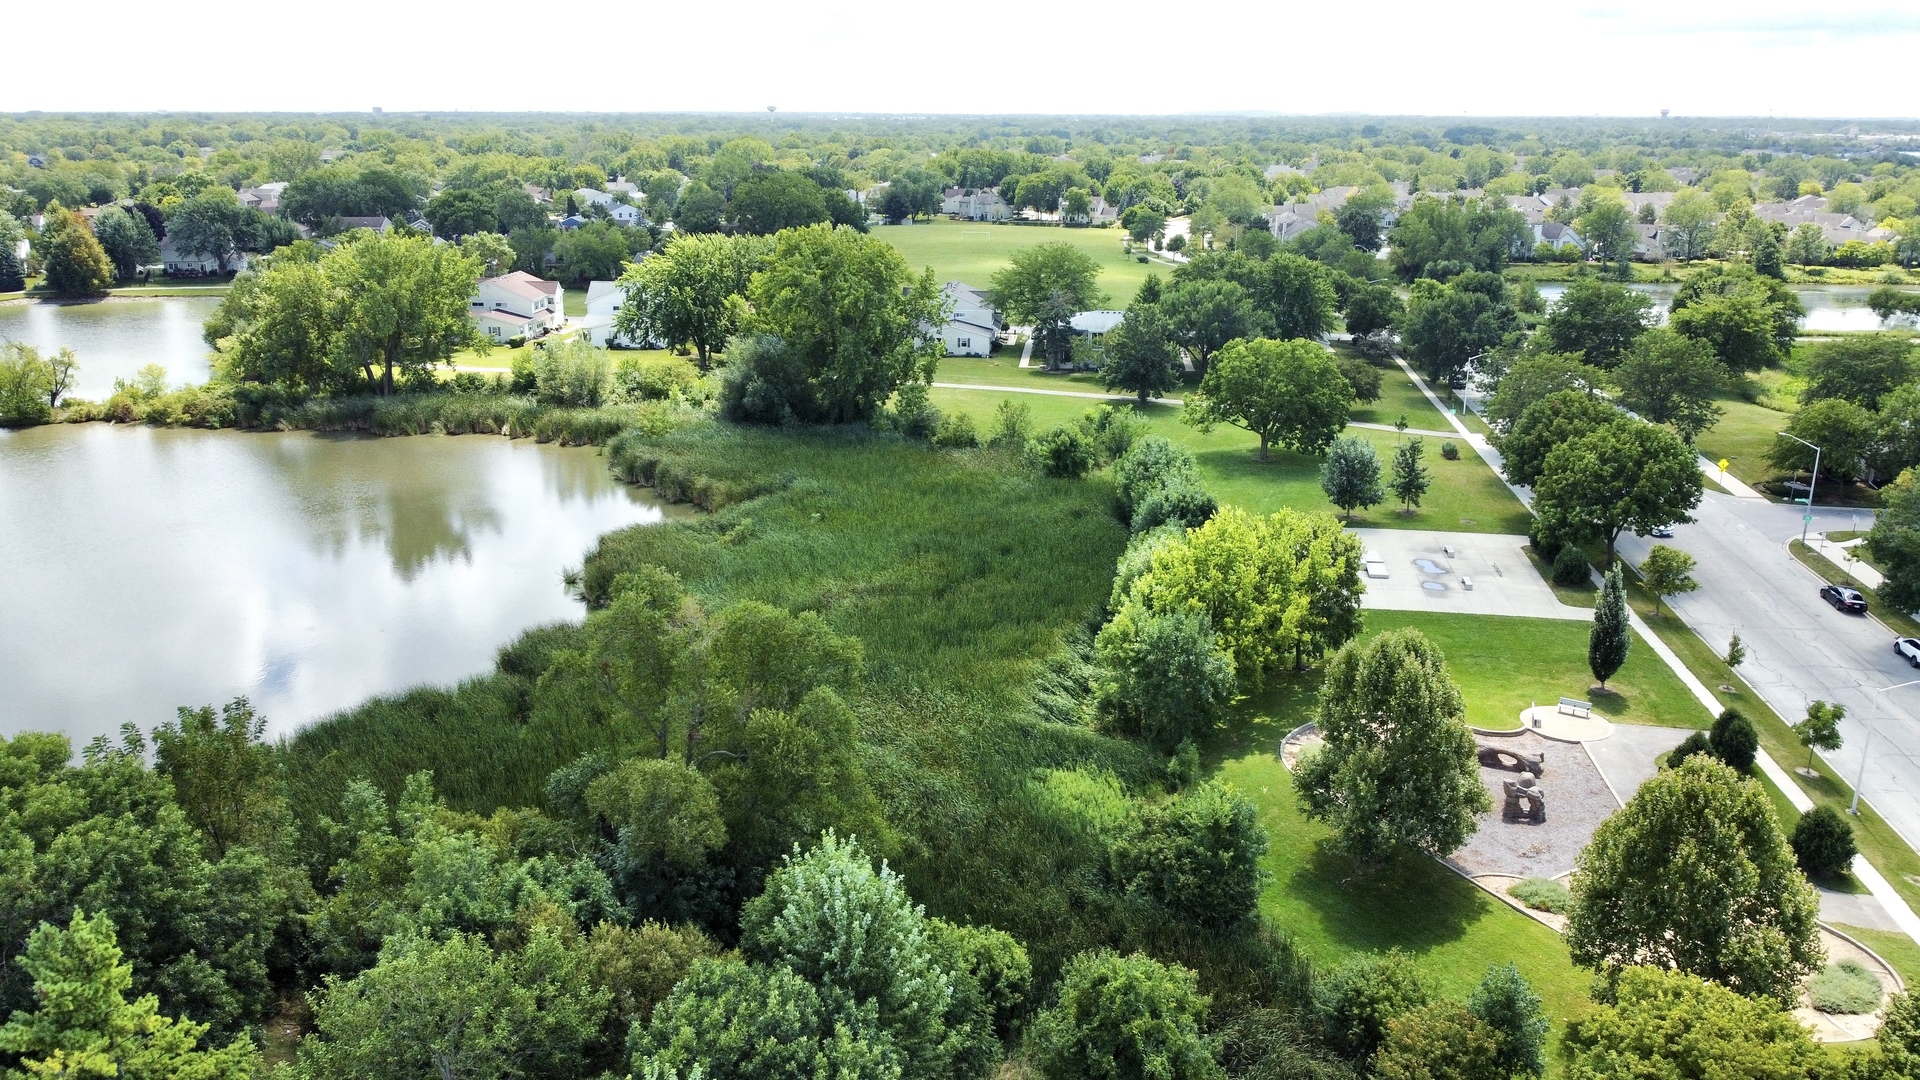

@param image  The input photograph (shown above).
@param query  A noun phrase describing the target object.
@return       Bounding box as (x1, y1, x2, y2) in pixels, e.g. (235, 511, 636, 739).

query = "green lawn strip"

(1832, 924, 1920, 988)
(934, 356, 1137, 394)
(564, 291, 586, 317)
(1360, 611, 1704, 732)
(1695, 394, 1793, 488)
(874, 219, 1151, 306)
(1218, 753, 1596, 1041)
(926, 388, 1535, 534)
(1612, 565, 1920, 910)
(1789, 541, 1920, 640)
(1349, 363, 1455, 431)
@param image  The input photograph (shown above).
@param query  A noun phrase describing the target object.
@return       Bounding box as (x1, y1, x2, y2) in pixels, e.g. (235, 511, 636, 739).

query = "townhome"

(938, 281, 1000, 357)
(469, 270, 563, 343)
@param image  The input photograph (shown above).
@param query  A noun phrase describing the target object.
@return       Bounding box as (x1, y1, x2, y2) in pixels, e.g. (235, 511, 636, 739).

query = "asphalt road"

(1614, 493, 1920, 850)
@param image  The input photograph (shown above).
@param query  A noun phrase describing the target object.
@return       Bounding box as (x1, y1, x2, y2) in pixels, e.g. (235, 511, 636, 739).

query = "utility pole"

(1781, 432, 1821, 545)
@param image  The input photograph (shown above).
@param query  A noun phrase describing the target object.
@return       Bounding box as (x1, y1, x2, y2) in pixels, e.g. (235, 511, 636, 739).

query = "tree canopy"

(1533, 418, 1703, 564)
(1183, 337, 1353, 460)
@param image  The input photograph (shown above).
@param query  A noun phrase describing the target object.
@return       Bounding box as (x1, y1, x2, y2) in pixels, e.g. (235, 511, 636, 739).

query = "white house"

(1070, 310, 1126, 336)
(159, 236, 249, 276)
(937, 282, 1000, 357)
(941, 187, 1013, 222)
(469, 270, 562, 343)
(1534, 221, 1584, 253)
(606, 202, 646, 227)
(574, 188, 614, 209)
(582, 279, 657, 348)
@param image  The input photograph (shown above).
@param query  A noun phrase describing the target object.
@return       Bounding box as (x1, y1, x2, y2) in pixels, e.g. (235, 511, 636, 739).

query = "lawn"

(1217, 753, 1595, 1035)
(1695, 394, 1792, 488)
(1358, 611, 1707, 732)
(1833, 924, 1920, 988)
(927, 387, 1534, 534)
(875, 219, 1153, 306)
(1351, 362, 1457, 431)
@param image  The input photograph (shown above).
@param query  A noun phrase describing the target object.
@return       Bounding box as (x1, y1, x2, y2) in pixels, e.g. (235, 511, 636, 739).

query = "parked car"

(1650, 524, 1676, 538)
(1896, 638, 1920, 667)
(1822, 584, 1869, 614)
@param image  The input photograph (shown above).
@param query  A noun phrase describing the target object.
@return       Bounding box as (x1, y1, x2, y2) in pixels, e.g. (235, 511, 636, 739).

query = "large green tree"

(729, 170, 831, 235)
(318, 231, 486, 395)
(989, 242, 1106, 327)
(1483, 352, 1607, 430)
(746, 223, 943, 423)
(1494, 388, 1622, 487)
(1320, 435, 1385, 520)
(1565, 758, 1822, 1003)
(1538, 278, 1654, 367)
(1387, 196, 1530, 281)
(1100, 301, 1182, 403)
(1667, 264, 1803, 372)
(1159, 277, 1257, 374)
(1533, 419, 1704, 564)
(1611, 328, 1725, 441)
(38, 205, 114, 296)
(1559, 967, 1822, 1078)
(1028, 950, 1217, 1080)
(1868, 467, 1920, 613)
(90, 204, 159, 280)
(614, 232, 763, 369)
(1183, 337, 1353, 460)
(1295, 628, 1490, 862)
(1768, 397, 1878, 484)
(1799, 335, 1916, 410)
(1108, 782, 1268, 928)
(1398, 272, 1520, 384)
(1659, 188, 1719, 263)
(1094, 607, 1236, 752)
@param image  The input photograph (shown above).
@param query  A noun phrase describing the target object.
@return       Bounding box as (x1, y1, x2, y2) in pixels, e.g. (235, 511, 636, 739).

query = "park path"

(928, 382, 1183, 406)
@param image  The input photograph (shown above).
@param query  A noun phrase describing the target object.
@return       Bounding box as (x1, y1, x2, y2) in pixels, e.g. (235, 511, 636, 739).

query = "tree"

(1160, 278, 1257, 373)
(1101, 302, 1182, 403)
(744, 224, 942, 423)
(1109, 782, 1268, 928)
(1183, 337, 1353, 461)
(1398, 273, 1520, 385)
(1560, 967, 1822, 1078)
(1769, 397, 1877, 484)
(1483, 353, 1608, 431)
(1029, 950, 1217, 1080)
(672, 181, 726, 233)
(324, 231, 487, 395)
(615, 232, 761, 369)
(1335, 188, 1393, 250)
(91, 204, 159, 280)
(38, 205, 114, 296)
(0, 242, 24, 293)
(1539, 278, 1654, 367)
(1709, 707, 1758, 771)
(1870, 468, 1920, 613)
(1386, 196, 1530, 281)
(1565, 757, 1823, 1003)
(1296, 628, 1490, 862)
(1533, 419, 1703, 565)
(1638, 544, 1698, 616)
(729, 170, 831, 235)
(151, 698, 286, 860)
(458, 231, 515, 277)
(1253, 252, 1339, 341)
(1725, 632, 1746, 668)
(1587, 563, 1630, 689)
(633, 957, 842, 1080)
(1390, 437, 1431, 512)
(1668, 264, 1803, 372)
(1575, 196, 1637, 270)
(1790, 805, 1857, 879)
(1320, 435, 1384, 520)
(0, 910, 259, 1080)
(290, 928, 608, 1080)
(423, 187, 497, 239)
(1344, 282, 1403, 337)
(205, 246, 355, 394)
(1611, 328, 1725, 441)
(1468, 964, 1547, 1079)
(1313, 951, 1432, 1061)
(1800, 335, 1916, 410)
(164, 188, 259, 272)
(1371, 1004, 1504, 1080)
(1660, 188, 1720, 263)
(1786, 221, 1830, 266)
(1795, 700, 1845, 770)
(990, 242, 1105, 327)
(1094, 608, 1236, 752)
(552, 220, 638, 287)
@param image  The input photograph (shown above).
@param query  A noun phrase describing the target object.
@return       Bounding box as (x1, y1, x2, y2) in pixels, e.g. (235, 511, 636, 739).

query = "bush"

(1028, 425, 1097, 479)
(931, 411, 980, 449)
(1551, 545, 1592, 587)
(1440, 441, 1460, 460)
(1790, 805, 1857, 879)
(1112, 435, 1199, 522)
(611, 352, 699, 402)
(1029, 950, 1216, 1080)
(1527, 521, 1561, 563)
(1709, 708, 1759, 772)
(1508, 876, 1571, 914)
(718, 333, 812, 425)
(1132, 484, 1217, 532)
(531, 337, 611, 407)
(1077, 404, 1146, 464)
(1314, 951, 1431, 1061)
(1809, 959, 1882, 1015)
(1667, 730, 1713, 767)
(989, 398, 1033, 447)
(1108, 782, 1268, 928)
(1335, 355, 1383, 404)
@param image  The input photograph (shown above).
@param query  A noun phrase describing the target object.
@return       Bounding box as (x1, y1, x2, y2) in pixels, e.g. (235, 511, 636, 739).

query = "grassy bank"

(875, 219, 1151, 306)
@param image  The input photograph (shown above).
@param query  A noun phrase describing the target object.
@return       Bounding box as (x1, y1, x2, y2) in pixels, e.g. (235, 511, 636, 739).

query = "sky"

(9, 0, 1919, 118)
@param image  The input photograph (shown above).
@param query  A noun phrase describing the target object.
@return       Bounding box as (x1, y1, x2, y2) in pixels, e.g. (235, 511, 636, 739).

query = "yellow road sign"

(1717, 458, 1730, 471)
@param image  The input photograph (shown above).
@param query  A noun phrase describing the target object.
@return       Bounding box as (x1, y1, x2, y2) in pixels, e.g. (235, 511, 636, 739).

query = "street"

(1614, 494, 1920, 851)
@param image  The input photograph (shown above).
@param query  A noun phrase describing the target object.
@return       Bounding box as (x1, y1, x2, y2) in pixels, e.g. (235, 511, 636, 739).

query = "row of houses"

(937, 187, 1120, 226)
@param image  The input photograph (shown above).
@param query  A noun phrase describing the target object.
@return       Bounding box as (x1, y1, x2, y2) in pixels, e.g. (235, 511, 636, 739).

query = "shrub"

(611, 352, 699, 402)
(1440, 441, 1460, 460)
(1112, 435, 1199, 522)
(1028, 424, 1097, 479)
(531, 337, 611, 407)
(931, 411, 980, 449)
(1508, 877, 1571, 914)
(1108, 782, 1268, 928)
(1314, 951, 1431, 1061)
(1709, 708, 1759, 772)
(1077, 404, 1146, 464)
(989, 398, 1033, 447)
(1809, 960, 1882, 1015)
(1790, 805, 1857, 879)
(1527, 520, 1561, 563)
(1667, 730, 1713, 767)
(1335, 355, 1383, 404)
(1029, 950, 1216, 1080)
(1551, 545, 1591, 587)
(1131, 484, 1217, 532)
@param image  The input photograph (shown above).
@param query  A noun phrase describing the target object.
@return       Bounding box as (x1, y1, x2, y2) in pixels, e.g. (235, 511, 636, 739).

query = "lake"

(0, 296, 224, 400)
(1533, 282, 1896, 333)
(0, 425, 666, 746)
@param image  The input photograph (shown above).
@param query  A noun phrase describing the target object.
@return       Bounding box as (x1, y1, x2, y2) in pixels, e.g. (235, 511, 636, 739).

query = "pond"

(0, 296, 224, 400)
(0, 426, 667, 746)
(1532, 283, 1894, 333)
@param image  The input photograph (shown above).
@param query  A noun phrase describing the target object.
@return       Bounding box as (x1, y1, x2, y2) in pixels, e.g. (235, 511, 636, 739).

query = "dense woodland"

(5, 114, 1920, 1079)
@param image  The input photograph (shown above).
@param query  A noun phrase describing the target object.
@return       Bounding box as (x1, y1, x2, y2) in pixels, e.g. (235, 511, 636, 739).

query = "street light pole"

(1781, 432, 1822, 545)
(1853, 678, 1920, 815)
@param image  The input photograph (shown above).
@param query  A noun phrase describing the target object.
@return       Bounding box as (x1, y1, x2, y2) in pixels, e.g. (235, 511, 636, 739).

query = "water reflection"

(0, 297, 223, 399)
(0, 425, 666, 744)
(1533, 283, 1897, 333)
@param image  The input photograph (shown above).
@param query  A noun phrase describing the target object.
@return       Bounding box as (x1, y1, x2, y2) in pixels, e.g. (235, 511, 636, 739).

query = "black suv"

(1821, 584, 1868, 614)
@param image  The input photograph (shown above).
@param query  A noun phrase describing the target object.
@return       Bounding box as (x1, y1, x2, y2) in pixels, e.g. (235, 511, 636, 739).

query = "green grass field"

(1695, 394, 1793, 488)
(928, 386, 1533, 533)
(875, 219, 1153, 306)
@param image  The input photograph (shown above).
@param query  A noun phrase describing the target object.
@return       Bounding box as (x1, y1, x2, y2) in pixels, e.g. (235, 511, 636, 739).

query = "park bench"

(1557, 697, 1591, 719)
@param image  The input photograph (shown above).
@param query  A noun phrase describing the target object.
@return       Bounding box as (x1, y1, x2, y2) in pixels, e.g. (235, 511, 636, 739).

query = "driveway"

(1614, 494, 1920, 850)
(1352, 529, 1587, 620)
